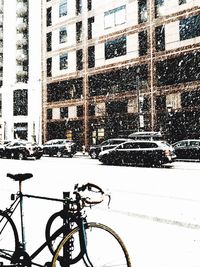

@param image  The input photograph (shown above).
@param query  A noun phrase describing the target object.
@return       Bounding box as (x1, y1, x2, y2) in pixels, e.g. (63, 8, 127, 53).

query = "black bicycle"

(0, 173, 131, 267)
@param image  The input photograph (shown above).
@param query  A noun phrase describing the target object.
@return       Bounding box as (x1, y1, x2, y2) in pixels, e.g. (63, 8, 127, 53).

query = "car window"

(139, 142, 158, 148)
(189, 141, 200, 146)
(56, 140, 64, 144)
(101, 141, 109, 146)
(175, 141, 188, 147)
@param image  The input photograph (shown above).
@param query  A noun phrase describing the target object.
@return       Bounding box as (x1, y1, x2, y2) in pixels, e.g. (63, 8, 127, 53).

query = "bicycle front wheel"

(51, 222, 131, 267)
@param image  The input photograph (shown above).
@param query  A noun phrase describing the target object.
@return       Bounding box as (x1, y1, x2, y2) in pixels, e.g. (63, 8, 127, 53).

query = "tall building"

(42, 0, 200, 148)
(0, 0, 42, 143)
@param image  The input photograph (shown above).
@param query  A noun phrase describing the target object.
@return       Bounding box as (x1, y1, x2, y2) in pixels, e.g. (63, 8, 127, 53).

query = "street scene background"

(0, 156, 200, 267)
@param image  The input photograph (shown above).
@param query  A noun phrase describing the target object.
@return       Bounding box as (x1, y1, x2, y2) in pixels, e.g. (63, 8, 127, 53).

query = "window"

(138, 30, 148, 56)
(13, 89, 28, 116)
(46, 32, 52, 51)
(76, 21, 82, 42)
(105, 36, 126, 60)
(180, 15, 200, 41)
(59, 0, 67, 17)
(46, 7, 52, 27)
(59, 27, 67, 43)
(179, 0, 187, 4)
(87, 0, 92, 11)
(60, 107, 68, 118)
(88, 46, 95, 68)
(138, 0, 147, 24)
(47, 109, 52, 119)
(76, 0, 82, 15)
(76, 49, 83, 70)
(60, 53, 68, 70)
(104, 6, 126, 29)
(0, 94, 2, 117)
(155, 25, 165, 51)
(77, 106, 83, 117)
(155, 0, 164, 18)
(88, 17, 94, 39)
(47, 57, 52, 77)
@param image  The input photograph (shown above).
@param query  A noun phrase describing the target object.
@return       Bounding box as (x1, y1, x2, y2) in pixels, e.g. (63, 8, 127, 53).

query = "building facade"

(0, 0, 42, 143)
(42, 0, 200, 149)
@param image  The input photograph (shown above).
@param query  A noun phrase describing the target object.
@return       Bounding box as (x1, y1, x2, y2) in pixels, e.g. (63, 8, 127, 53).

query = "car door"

(174, 141, 189, 159)
(187, 141, 200, 159)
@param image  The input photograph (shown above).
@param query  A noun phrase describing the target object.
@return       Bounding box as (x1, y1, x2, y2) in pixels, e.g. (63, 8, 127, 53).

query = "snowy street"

(0, 157, 200, 267)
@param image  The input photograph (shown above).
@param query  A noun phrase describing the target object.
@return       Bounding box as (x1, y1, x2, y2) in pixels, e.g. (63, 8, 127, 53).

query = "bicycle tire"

(51, 222, 132, 267)
(0, 210, 19, 264)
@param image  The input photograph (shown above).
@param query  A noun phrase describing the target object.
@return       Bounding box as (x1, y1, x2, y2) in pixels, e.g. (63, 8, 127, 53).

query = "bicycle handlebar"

(74, 183, 107, 205)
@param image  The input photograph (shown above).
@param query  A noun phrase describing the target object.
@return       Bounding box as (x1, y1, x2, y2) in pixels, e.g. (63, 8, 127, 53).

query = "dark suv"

(172, 139, 200, 160)
(42, 139, 76, 157)
(2, 140, 43, 160)
(89, 138, 131, 159)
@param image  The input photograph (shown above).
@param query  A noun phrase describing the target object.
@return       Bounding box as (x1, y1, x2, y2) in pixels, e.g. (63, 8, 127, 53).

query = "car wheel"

(90, 151, 97, 159)
(18, 152, 25, 160)
(56, 151, 63, 157)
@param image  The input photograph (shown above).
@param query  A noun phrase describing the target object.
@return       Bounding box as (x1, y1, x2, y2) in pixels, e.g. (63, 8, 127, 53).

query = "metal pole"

(19, 180, 26, 251)
(63, 192, 71, 267)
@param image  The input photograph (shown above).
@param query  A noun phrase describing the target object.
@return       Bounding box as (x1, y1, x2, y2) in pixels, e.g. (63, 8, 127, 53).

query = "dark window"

(88, 17, 94, 39)
(106, 101, 127, 115)
(47, 57, 52, 77)
(60, 53, 68, 70)
(59, 0, 67, 17)
(47, 109, 52, 119)
(0, 94, 2, 117)
(89, 64, 148, 96)
(155, 25, 165, 51)
(13, 89, 28, 116)
(179, 0, 186, 4)
(87, 0, 92, 10)
(156, 52, 200, 86)
(60, 107, 68, 118)
(138, 0, 147, 24)
(77, 105, 83, 117)
(46, 7, 52, 27)
(59, 27, 67, 43)
(88, 104, 95, 116)
(47, 32, 52, 51)
(47, 78, 83, 102)
(155, 0, 164, 18)
(76, 49, 83, 70)
(76, 0, 82, 15)
(76, 21, 82, 42)
(155, 95, 166, 110)
(88, 46, 95, 68)
(180, 15, 200, 40)
(139, 30, 148, 56)
(105, 36, 126, 60)
(181, 90, 200, 108)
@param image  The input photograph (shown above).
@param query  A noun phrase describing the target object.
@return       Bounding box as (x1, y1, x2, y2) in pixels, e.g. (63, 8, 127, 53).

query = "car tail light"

(164, 149, 171, 157)
(65, 144, 71, 152)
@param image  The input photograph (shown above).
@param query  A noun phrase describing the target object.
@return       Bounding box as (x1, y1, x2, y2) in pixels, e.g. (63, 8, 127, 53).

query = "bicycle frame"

(0, 189, 89, 267)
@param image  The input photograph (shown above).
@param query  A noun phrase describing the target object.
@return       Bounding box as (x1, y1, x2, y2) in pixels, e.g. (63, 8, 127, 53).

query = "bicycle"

(0, 173, 132, 267)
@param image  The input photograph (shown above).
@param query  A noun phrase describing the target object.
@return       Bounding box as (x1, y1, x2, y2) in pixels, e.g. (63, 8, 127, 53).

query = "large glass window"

(105, 36, 126, 60)
(104, 6, 126, 29)
(59, 27, 67, 43)
(76, 21, 82, 42)
(88, 46, 95, 68)
(88, 17, 94, 40)
(180, 15, 200, 41)
(13, 89, 28, 116)
(138, 0, 147, 24)
(46, 32, 52, 51)
(60, 53, 68, 70)
(59, 0, 67, 17)
(138, 30, 148, 56)
(155, 25, 165, 51)
(47, 57, 52, 77)
(76, 49, 83, 70)
(46, 7, 52, 26)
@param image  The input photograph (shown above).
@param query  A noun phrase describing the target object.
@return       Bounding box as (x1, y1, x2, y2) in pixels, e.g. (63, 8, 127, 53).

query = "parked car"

(98, 140, 176, 166)
(0, 140, 11, 157)
(89, 138, 131, 159)
(172, 139, 200, 160)
(42, 139, 76, 157)
(1, 140, 43, 160)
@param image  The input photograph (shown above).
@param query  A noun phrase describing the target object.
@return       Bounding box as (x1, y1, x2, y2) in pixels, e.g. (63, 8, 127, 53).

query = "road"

(0, 156, 200, 267)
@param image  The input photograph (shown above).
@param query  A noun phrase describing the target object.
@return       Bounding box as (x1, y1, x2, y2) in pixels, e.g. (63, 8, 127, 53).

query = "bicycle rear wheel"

(0, 210, 19, 264)
(51, 222, 131, 267)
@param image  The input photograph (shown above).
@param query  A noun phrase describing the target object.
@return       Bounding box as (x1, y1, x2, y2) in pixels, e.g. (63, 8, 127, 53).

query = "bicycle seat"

(7, 173, 33, 181)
